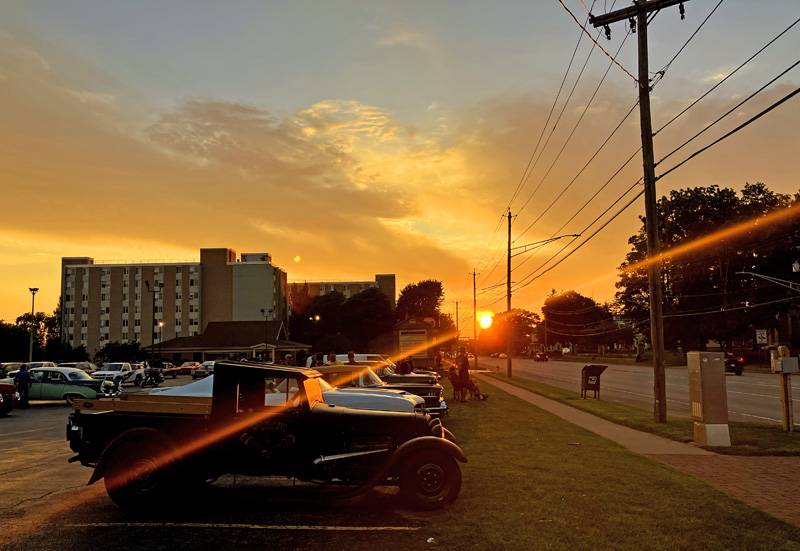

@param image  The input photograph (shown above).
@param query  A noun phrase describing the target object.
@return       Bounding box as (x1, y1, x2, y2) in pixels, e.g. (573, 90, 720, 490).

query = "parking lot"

(1, 374, 447, 550)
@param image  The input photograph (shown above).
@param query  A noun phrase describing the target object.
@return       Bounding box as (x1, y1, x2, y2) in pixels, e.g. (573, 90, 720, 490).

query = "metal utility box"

(687, 351, 730, 447)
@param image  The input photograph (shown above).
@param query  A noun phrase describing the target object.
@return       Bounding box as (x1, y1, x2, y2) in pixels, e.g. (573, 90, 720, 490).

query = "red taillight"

(738, 357, 744, 363)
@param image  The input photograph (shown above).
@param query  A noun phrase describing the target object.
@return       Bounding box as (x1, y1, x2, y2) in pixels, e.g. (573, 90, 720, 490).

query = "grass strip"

(483, 372, 800, 456)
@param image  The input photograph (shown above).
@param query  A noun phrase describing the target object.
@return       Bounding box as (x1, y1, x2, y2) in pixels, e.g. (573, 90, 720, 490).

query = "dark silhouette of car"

(67, 361, 465, 510)
(725, 353, 744, 376)
(533, 352, 549, 362)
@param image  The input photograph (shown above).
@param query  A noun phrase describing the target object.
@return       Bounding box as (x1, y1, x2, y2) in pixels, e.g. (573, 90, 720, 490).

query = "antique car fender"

(392, 435, 467, 466)
(88, 427, 175, 485)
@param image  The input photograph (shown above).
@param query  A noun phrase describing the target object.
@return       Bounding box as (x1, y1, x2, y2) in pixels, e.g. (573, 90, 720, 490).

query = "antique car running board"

(313, 448, 390, 465)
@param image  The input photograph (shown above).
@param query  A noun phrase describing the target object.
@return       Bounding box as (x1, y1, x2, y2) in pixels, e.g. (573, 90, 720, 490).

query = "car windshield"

(102, 364, 123, 371)
(362, 368, 385, 387)
(67, 370, 92, 381)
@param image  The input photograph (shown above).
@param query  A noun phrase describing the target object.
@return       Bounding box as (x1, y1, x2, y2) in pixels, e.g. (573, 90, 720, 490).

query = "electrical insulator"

(604, 25, 611, 40)
(629, 17, 636, 33)
(679, 2, 685, 20)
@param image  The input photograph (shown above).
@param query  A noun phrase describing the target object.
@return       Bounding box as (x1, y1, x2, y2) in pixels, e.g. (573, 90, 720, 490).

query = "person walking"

(456, 347, 488, 402)
(14, 364, 32, 408)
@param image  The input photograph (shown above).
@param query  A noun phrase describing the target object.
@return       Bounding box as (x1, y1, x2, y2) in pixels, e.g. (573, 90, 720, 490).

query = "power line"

(515, 98, 639, 241)
(662, 295, 798, 318)
(505, 0, 601, 210)
(652, 0, 725, 84)
(516, 26, 634, 218)
(556, 0, 639, 83)
(657, 84, 800, 182)
(653, 16, 800, 137)
(656, 58, 800, 167)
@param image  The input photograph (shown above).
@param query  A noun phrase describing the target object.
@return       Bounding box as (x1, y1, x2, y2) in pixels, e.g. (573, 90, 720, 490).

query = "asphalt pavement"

(480, 356, 800, 425)
(0, 375, 428, 551)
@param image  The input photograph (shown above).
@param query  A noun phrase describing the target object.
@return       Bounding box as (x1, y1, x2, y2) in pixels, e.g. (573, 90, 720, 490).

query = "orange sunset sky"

(1, 1, 799, 322)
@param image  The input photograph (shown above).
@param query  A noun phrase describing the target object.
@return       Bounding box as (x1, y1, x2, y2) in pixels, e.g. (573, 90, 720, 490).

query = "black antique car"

(67, 361, 465, 510)
(314, 363, 448, 417)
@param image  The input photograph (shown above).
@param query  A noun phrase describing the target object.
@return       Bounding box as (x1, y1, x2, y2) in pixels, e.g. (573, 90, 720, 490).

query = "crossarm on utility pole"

(589, 0, 685, 27)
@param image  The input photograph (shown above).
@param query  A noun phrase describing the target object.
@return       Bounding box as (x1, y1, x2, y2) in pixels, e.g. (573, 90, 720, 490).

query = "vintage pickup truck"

(67, 361, 465, 510)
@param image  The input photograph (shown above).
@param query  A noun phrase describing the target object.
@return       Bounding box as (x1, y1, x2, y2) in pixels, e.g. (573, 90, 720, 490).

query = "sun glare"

(479, 312, 494, 329)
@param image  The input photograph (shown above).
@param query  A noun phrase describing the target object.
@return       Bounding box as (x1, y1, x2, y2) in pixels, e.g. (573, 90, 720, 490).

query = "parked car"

(178, 361, 202, 375)
(154, 373, 426, 414)
(725, 352, 745, 376)
(68, 361, 464, 510)
(533, 352, 549, 362)
(0, 362, 22, 377)
(498, 353, 508, 359)
(314, 363, 448, 417)
(23, 361, 58, 369)
(59, 361, 98, 374)
(25, 367, 117, 404)
(192, 361, 215, 379)
(0, 380, 18, 415)
(93, 362, 144, 386)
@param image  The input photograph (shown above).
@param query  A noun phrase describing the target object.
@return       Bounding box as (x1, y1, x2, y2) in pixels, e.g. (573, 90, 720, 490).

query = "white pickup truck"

(92, 362, 145, 386)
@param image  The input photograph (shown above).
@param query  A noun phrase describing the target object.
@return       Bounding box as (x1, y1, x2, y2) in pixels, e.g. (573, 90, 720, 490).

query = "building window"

(176, 292, 182, 300)
(122, 319, 129, 327)
(134, 319, 140, 327)
(189, 278, 195, 286)
(101, 293, 107, 301)
(123, 306, 129, 314)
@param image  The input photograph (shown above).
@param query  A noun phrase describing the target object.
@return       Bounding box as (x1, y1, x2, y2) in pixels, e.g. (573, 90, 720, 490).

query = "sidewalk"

(478, 374, 800, 528)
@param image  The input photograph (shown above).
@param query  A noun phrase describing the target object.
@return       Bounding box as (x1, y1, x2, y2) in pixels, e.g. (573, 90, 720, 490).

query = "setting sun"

(479, 312, 494, 329)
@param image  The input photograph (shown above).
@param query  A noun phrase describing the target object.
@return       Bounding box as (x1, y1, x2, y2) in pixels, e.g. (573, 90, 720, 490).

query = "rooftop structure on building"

(288, 274, 396, 310)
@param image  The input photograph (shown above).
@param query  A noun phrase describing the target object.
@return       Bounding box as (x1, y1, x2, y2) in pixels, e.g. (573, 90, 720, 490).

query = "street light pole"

(28, 287, 39, 362)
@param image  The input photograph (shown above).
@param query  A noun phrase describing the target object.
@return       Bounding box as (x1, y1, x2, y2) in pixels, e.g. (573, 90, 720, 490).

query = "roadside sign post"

(770, 346, 798, 432)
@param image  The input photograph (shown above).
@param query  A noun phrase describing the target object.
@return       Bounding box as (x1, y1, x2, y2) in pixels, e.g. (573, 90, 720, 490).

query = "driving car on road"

(68, 361, 465, 510)
(725, 352, 745, 376)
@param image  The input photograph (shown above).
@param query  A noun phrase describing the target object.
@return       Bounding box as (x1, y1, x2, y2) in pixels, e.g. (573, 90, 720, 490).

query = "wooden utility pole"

(472, 269, 478, 369)
(455, 301, 459, 332)
(506, 209, 513, 377)
(590, 0, 689, 423)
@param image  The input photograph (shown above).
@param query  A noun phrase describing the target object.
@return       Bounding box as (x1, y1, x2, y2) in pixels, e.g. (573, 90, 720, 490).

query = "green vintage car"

(27, 367, 108, 404)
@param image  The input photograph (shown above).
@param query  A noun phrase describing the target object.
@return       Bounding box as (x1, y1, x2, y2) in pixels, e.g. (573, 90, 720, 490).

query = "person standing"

(326, 351, 338, 365)
(14, 364, 32, 408)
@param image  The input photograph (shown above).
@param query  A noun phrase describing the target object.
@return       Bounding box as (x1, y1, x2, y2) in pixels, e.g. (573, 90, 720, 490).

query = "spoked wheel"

(399, 450, 461, 510)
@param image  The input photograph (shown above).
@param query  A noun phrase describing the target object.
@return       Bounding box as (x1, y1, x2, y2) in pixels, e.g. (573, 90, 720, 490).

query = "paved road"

(480, 356, 800, 425)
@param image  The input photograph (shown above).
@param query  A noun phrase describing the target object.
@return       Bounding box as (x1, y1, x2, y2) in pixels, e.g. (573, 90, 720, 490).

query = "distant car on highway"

(725, 353, 744, 376)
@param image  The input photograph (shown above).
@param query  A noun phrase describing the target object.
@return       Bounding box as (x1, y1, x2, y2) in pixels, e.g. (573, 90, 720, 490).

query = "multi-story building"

(288, 274, 396, 310)
(61, 248, 288, 354)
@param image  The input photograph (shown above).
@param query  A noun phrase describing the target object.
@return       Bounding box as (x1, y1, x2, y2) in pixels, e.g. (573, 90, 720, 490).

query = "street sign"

(756, 329, 768, 345)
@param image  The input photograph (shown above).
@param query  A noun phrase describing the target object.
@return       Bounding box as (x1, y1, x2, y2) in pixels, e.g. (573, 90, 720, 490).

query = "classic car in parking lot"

(92, 362, 143, 386)
(192, 361, 215, 379)
(154, 373, 427, 413)
(21, 367, 116, 404)
(0, 380, 18, 415)
(178, 361, 202, 375)
(58, 361, 98, 374)
(314, 363, 448, 417)
(68, 361, 465, 510)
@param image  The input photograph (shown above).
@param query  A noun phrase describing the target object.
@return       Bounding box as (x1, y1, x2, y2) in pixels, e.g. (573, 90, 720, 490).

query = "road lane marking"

(66, 523, 420, 531)
(0, 427, 58, 437)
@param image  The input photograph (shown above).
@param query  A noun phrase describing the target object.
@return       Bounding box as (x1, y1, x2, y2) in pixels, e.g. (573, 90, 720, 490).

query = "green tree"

(479, 309, 540, 355)
(543, 291, 629, 352)
(340, 288, 393, 352)
(615, 183, 800, 349)
(0, 321, 31, 360)
(395, 280, 443, 321)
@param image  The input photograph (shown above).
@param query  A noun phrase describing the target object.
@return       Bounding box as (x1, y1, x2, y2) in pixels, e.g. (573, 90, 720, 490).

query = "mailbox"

(581, 365, 607, 399)
(687, 351, 730, 447)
